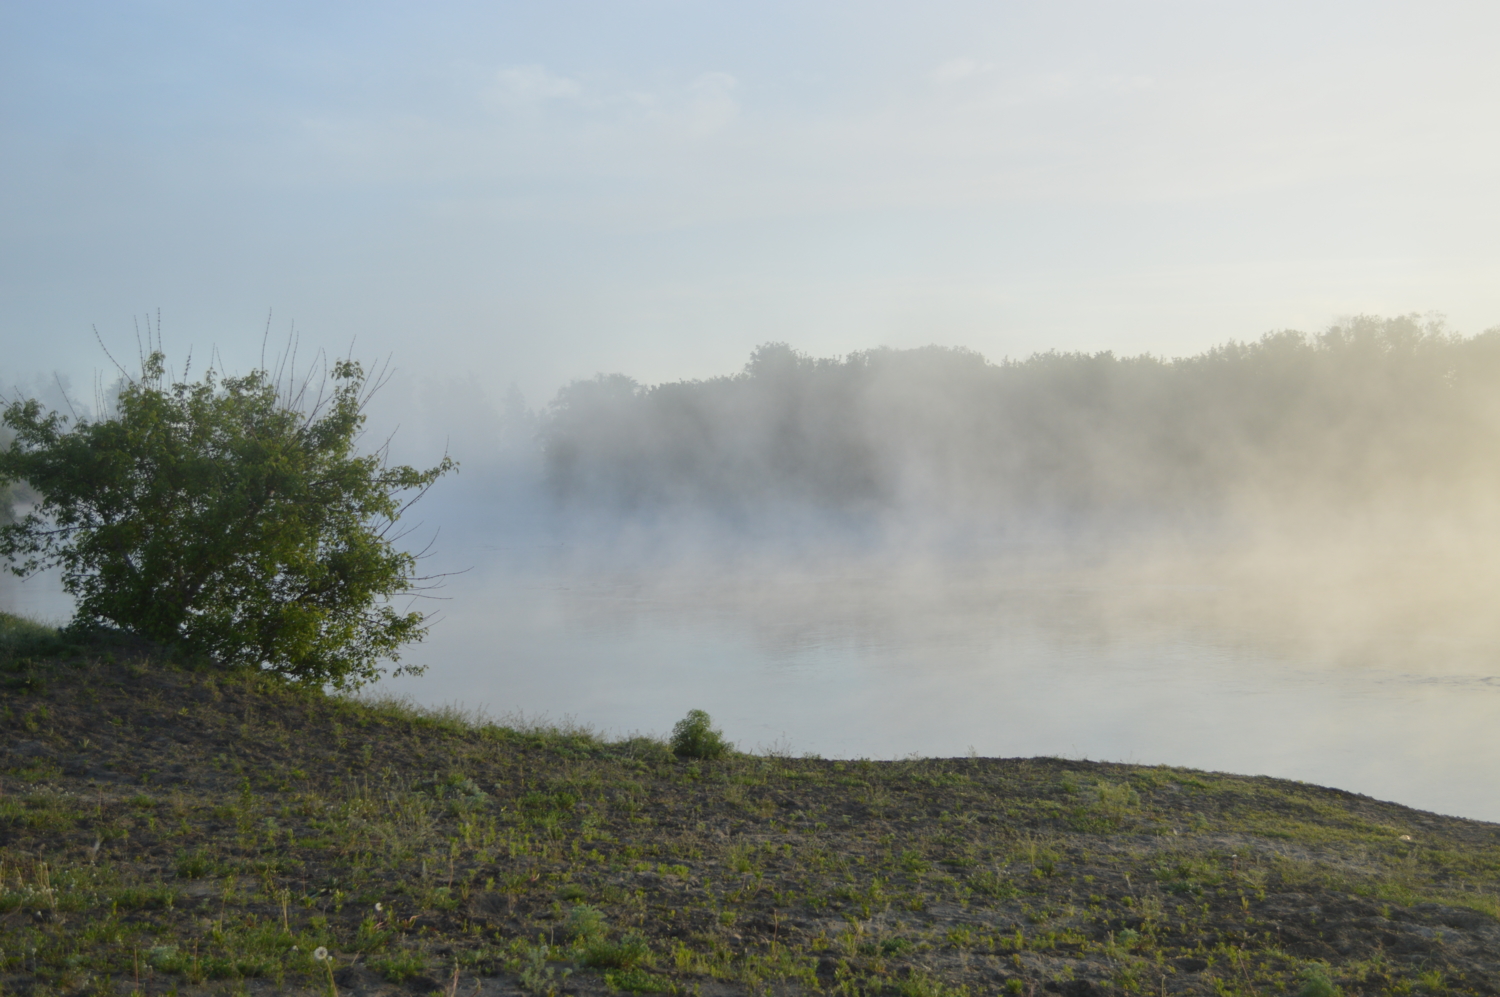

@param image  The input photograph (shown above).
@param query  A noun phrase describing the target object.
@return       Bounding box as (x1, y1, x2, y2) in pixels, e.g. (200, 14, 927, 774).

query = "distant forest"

(542, 315, 1500, 531)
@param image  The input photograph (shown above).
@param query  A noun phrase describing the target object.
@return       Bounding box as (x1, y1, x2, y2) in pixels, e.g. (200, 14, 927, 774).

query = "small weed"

(1298, 966, 1340, 997)
(896, 971, 969, 997)
(581, 935, 654, 971)
(518, 943, 570, 995)
(566, 904, 608, 943)
(604, 966, 677, 993)
(369, 951, 426, 982)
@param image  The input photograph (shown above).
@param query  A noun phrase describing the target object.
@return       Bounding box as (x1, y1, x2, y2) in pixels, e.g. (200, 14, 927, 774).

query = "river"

(370, 531, 1500, 823)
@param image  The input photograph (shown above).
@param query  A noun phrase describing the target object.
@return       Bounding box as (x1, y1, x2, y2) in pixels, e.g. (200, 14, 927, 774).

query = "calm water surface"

(372, 541, 1500, 823)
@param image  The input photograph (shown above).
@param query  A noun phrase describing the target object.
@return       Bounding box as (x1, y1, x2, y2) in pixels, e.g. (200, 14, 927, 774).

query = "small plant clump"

(670, 708, 732, 759)
(1298, 966, 1341, 997)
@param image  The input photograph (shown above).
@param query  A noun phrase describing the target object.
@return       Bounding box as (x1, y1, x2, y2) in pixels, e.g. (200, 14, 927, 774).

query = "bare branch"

(92, 325, 131, 381)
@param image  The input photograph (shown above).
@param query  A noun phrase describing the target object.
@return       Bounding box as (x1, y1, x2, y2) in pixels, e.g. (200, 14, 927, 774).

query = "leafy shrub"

(669, 709, 731, 760)
(0, 349, 453, 689)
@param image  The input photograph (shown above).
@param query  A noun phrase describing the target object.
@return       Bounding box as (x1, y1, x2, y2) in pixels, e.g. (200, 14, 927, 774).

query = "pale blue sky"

(5, 1, 1500, 410)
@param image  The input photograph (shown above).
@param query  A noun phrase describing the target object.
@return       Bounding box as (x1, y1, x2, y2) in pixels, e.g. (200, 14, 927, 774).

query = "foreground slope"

(4, 624, 1500, 996)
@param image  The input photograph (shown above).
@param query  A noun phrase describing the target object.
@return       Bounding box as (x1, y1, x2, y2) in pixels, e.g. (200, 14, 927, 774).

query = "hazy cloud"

(489, 64, 584, 105)
(930, 58, 994, 85)
(684, 72, 739, 134)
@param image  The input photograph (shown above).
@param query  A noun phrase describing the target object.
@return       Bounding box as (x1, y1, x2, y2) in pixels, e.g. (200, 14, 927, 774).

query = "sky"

(5, 1, 1500, 413)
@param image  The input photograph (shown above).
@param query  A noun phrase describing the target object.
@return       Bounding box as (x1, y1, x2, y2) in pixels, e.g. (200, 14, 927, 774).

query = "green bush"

(669, 709, 731, 760)
(0, 349, 453, 689)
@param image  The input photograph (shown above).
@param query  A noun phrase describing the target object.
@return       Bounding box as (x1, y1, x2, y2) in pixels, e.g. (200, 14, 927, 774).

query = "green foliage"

(603, 966, 676, 993)
(0, 350, 453, 689)
(580, 935, 653, 970)
(1298, 966, 1341, 997)
(566, 904, 608, 943)
(422, 772, 491, 814)
(669, 708, 731, 760)
(897, 972, 970, 997)
(0, 612, 68, 692)
(369, 951, 427, 982)
(518, 942, 571, 994)
(175, 847, 228, 879)
(0, 611, 58, 657)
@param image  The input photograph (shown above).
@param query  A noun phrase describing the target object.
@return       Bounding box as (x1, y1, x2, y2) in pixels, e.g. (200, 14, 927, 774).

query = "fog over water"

(8, 315, 1500, 820)
(371, 315, 1500, 822)
(378, 536, 1500, 823)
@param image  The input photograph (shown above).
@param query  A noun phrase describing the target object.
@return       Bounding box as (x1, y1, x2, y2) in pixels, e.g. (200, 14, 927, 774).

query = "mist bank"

(8, 313, 1500, 572)
(535, 315, 1500, 551)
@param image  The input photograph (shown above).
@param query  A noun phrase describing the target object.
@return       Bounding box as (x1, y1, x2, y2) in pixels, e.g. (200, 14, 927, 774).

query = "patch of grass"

(369, 950, 427, 982)
(603, 966, 677, 993)
(0, 612, 58, 651)
(897, 972, 970, 997)
(1298, 965, 1340, 997)
(580, 936, 653, 971)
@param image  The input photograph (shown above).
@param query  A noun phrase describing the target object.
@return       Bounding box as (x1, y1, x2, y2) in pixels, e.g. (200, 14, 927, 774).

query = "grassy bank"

(3, 615, 1500, 996)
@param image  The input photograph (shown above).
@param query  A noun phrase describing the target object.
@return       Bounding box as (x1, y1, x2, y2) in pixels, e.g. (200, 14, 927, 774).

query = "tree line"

(540, 315, 1500, 532)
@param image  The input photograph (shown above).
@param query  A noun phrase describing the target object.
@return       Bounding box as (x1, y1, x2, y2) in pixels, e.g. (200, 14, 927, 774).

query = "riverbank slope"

(3, 617, 1499, 996)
